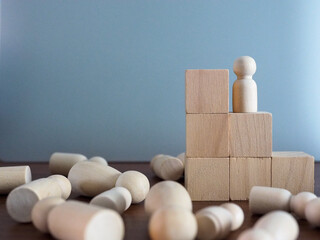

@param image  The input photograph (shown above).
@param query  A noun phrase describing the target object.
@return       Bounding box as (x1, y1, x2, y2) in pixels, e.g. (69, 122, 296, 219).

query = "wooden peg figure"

(232, 56, 257, 112)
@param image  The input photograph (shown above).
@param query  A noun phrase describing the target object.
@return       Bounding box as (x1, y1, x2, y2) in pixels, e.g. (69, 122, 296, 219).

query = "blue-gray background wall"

(1, 0, 319, 162)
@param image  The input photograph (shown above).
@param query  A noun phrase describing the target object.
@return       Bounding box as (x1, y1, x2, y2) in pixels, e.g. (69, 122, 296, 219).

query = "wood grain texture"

(229, 112, 272, 157)
(0, 162, 319, 240)
(272, 151, 314, 194)
(232, 56, 257, 113)
(0, 166, 31, 194)
(68, 161, 121, 197)
(185, 158, 229, 201)
(230, 158, 271, 200)
(186, 114, 229, 158)
(185, 69, 229, 113)
(48, 201, 125, 240)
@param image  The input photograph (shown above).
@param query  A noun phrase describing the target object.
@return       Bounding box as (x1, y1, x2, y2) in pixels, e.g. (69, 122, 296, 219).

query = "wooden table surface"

(0, 161, 319, 240)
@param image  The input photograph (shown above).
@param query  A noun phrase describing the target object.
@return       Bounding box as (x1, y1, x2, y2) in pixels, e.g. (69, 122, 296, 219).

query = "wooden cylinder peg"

(68, 161, 121, 197)
(48, 174, 72, 199)
(48, 200, 124, 240)
(149, 206, 197, 240)
(89, 156, 108, 165)
(6, 175, 71, 222)
(196, 206, 233, 239)
(238, 229, 273, 240)
(49, 152, 87, 176)
(290, 192, 316, 219)
(305, 198, 320, 227)
(150, 154, 164, 169)
(150, 154, 184, 181)
(221, 203, 244, 231)
(115, 170, 150, 204)
(232, 56, 258, 113)
(238, 211, 299, 240)
(31, 197, 65, 233)
(0, 166, 32, 194)
(254, 211, 299, 240)
(144, 180, 192, 215)
(90, 187, 132, 214)
(249, 186, 292, 214)
(176, 152, 186, 166)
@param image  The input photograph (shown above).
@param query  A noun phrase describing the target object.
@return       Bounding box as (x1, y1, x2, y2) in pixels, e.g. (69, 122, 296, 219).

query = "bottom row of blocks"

(185, 152, 314, 201)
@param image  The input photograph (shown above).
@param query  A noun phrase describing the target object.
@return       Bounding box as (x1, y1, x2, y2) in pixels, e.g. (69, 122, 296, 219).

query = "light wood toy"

(31, 197, 65, 233)
(232, 56, 257, 113)
(184, 55, 315, 201)
(185, 158, 229, 201)
(90, 187, 132, 214)
(238, 211, 299, 240)
(250, 186, 318, 221)
(6, 175, 71, 223)
(186, 113, 229, 158)
(115, 170, 150, 204)
(150, 154, 184, 181)
(68, 161, 121, 197)
(144, 181, 192, 215)
(89, 156, 108, 165)
(149, 206, 197, 240)
(220, 203, 245, 231)
(49, 152, 87, 176)
(196, 203, 244, 240)
(0, 166, 32, 194)
(254, 211, 299, 240)
(305, 198, 320, 227)
(48, 200, 124, 240)
(249, 186, 292, 214)
(230, 158, 271, 200)
(238, 228, 273, 240)
(229, 112, 272, 157)
(290, 192, 316, 219)
(272, 151, 314, 194)
(176, 152, 186, 166)
(185, 69, 229, 113)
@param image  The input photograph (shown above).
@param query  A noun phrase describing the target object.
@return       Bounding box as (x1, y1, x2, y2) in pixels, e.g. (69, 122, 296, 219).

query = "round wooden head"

(233, 56, 256, 78)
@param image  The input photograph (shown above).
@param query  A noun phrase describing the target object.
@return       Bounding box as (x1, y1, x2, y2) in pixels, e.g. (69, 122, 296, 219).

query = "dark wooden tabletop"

(0, 162, 319, 240)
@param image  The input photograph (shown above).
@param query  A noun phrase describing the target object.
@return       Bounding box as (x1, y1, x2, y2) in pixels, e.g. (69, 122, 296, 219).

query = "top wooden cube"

(185, 69, 229, 113)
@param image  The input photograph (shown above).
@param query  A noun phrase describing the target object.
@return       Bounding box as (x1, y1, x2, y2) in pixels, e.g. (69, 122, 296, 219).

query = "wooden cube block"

(185, 69, 229, 113)
(230, 158, 271, 200)
(229, 112, 272, 157)
(186, 114, 229, 158)
(272, 152, 314, 194)
(185, 158, 229, 201)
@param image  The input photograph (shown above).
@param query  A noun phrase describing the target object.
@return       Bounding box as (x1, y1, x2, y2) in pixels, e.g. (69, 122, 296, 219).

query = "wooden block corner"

(229, 112, 272, 157)
(272, 151, 314, 194)
(230, 157, 271, 200)
(186, 114, 229, 158)
(185, 157, 229, 201)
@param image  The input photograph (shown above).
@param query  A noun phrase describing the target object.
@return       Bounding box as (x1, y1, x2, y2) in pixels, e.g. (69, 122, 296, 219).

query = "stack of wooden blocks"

(184, 69, 314, 201)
